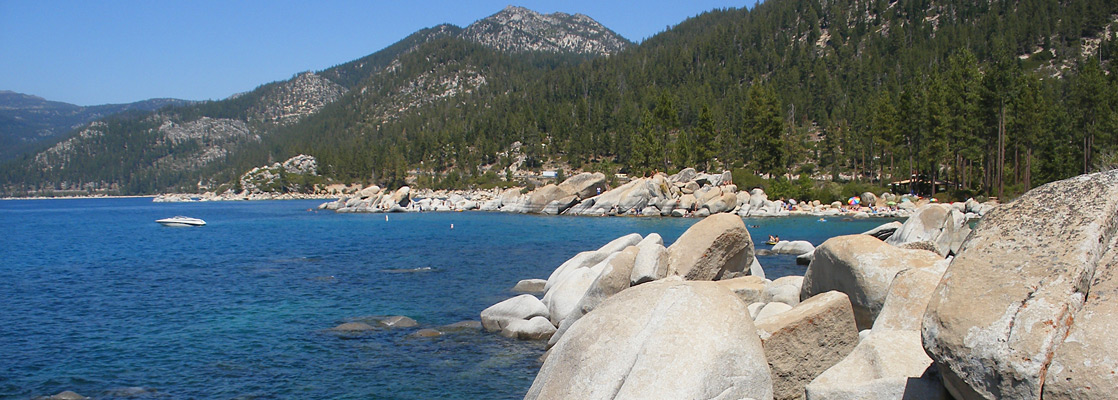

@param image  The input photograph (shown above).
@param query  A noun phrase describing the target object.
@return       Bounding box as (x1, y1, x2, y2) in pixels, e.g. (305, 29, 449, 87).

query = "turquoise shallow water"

(0, 198, 897, 399)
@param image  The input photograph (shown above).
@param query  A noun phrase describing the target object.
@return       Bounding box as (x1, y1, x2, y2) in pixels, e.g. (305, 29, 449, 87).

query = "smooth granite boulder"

(576, 246, 638, 316)
(630, 234, 668, 285)
(556, 172, 607, 200)
(543, 265, 599, 326)
(806, 330, 944, 400)
(544, 250, 607, 292)
(499, 316, 557, 340)
(480, 294, 549, 332)
(703, 192, 740, 214)
(771, 240, 816, 255)
(861, 221, 903, 241)
(801, 234, 942, 330)
(755, 291, 860, 400)
(755, 302, 793, 321)
(545, 233, 641, 292)
(667, 213, 754, 280)
(885, 204, 969, 256)
(512, 278, 547, 294)
(871, 263, 946, 332)
(922, 169, 1118, 400)
(525, 278, 773, 400)
(766, 275, 804, 307)
(716, 275, 768, 304)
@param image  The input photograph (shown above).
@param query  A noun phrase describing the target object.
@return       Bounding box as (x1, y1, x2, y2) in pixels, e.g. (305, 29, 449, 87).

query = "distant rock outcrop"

(461, 6, 630, 56)
(250, 72, 346, 125)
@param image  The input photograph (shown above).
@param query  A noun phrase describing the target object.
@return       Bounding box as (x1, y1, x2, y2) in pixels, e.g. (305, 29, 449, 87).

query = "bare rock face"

(755, 291, 860, 400)
(461, 6, 630, 56)
(922, 169, 1118, 400)
(667, 213, 755, 281)
(250, 72, 346, 125)
(801, 235, 941, 330)
(525, 278, 773, 400)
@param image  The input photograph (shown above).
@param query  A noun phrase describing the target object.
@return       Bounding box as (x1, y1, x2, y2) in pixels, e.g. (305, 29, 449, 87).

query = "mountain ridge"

(4, 0, 1117, 198)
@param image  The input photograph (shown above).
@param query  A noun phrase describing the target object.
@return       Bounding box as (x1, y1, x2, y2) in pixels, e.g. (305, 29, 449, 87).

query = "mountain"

(0, 6, 629, 195)
(4, 0, 1117, 198)
(0, 91, 194, 161)
(461, 6, 631, 56)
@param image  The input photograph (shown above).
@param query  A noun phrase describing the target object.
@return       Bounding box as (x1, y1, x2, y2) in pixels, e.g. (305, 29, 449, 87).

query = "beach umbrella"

(887, 201, 897, 206)
(847, 197, 860, 205)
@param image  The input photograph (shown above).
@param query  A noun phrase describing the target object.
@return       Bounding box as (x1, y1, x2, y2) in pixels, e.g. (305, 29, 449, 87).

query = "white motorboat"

(156, 216, 206, 227)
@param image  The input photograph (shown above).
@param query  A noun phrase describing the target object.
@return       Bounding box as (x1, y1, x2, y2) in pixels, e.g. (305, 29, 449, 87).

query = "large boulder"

(525, 278, 774, 400)
(801, 235, 942, 330)
(666, 213, 754, 280)
(669, 167, 698, 184)
(922, 170, 1118, 400)
(499, 316, 557, 340)
(575, 246, 638, 317)
(512, 278, 547, 294)
(544, 233, 642, 292)
(557, 172, 607, 200)
(805, 330, 944, 400)
(513, 184, 570, 214)
(390, 186, 411, 207)
(871, 263, 947, 332)
(717, 275, 768, 304)
(630, 234, 668, 285)
(702, 192, 740, 214)
(755, 291, 860, 400)
(885, 204, 970, 256)
(861, 221, 903, 241)
(771, 240, 816, 256)
(480, 294, 549, 332)
(543, 266, 600, 325)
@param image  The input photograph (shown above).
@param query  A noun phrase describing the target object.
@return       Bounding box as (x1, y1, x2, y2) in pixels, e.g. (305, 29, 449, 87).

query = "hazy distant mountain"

(1, 5, 630, 194)
(0, 91, 194, 161)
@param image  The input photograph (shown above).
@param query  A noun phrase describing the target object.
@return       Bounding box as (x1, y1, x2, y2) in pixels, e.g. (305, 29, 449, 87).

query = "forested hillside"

(282, 0, 1118, 199)
(4, 0, 1117, 199)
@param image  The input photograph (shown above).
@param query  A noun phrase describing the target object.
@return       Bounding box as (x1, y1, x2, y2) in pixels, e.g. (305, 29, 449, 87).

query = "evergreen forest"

(4, 0, 1118, 201)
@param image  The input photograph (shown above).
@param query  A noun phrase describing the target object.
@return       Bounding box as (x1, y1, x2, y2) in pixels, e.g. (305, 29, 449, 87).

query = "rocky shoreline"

(316, 169, 997, 220)
(478, 169, 1118, 399)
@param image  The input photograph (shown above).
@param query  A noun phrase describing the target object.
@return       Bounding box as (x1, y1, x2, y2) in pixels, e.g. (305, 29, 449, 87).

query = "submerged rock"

(380, 315, 418, 328)
(331, 322, 376, 332)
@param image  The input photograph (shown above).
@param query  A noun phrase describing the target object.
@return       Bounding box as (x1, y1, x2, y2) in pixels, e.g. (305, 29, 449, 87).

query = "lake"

(0, 198, 897, 399)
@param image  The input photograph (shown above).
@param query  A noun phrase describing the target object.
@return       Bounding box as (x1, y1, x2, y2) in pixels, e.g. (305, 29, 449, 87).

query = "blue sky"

(0, 1, 749, 106)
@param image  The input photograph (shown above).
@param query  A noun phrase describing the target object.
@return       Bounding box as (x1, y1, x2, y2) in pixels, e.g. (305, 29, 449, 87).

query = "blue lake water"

(0, 198, 898, 399)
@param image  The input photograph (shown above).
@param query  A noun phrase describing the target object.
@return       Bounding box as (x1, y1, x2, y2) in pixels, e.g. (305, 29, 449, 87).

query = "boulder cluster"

(480, 169, 1118, 400)
(319, 168, 997, 220)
